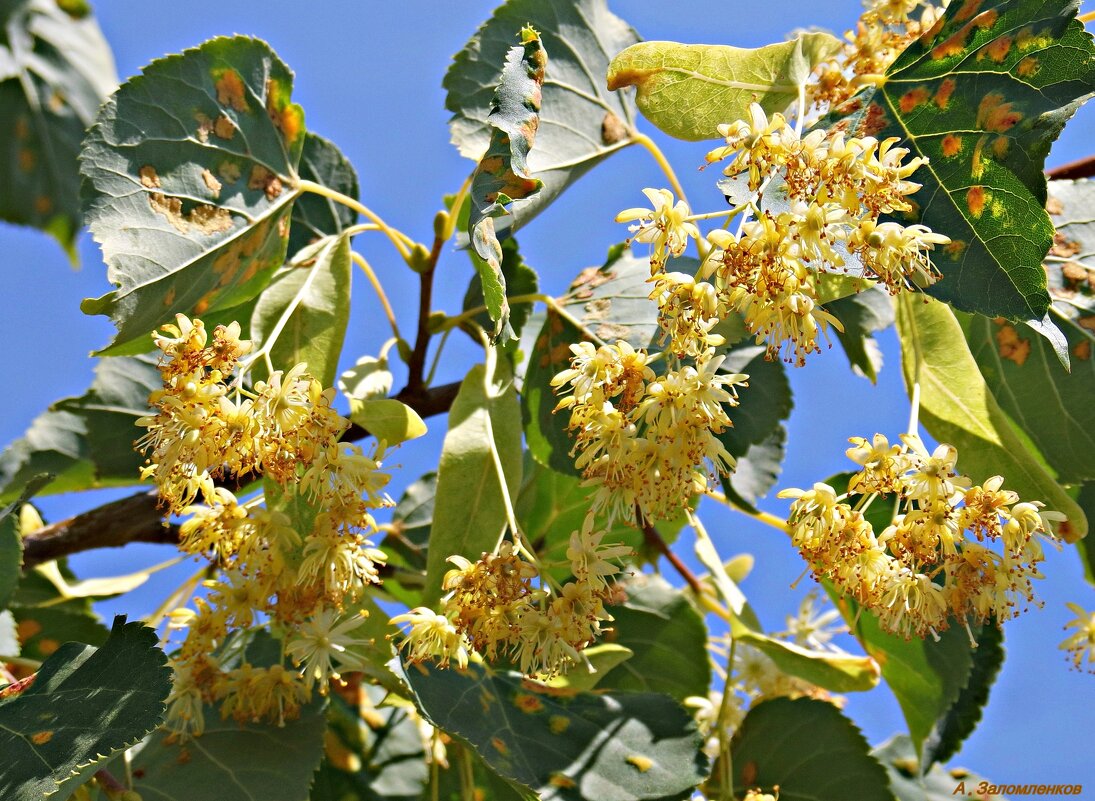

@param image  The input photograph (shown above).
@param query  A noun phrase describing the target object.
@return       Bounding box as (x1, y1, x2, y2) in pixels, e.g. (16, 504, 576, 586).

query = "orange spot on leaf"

(953, 0, 985, 23)
(513, 693, 544, 714)
(994, 322, 1031, 366)
(1016, 55, 1040, 77)
(213, 68, 248, 112)
(31, 731, 54, 745)
(976, 93, 1022, 132)
(899, 86, 931, 114)
(979, 34, 1012, 63)
(931, 10, 998, 59)
(934, 78, 956, 109)
(1073, 340, 1091, 361)
(967, 186, 986, 218)
(942, 134, 963, 157)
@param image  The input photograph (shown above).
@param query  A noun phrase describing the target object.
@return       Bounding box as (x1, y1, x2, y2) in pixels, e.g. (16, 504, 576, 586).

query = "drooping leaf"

(423, 358, 522, 604)
(825, 286, 896, 382)
(873, 735, 999, 801)
(395, 656, 708, 801)
(340, 354, 394, 401)
(1, 475, 51, 610)
(597, 574, 711, 702)
(446, 0, 640, 239)
(250, 231, 352, 387)
(0, 617, 170, 801)
(727, 697, 892, 801)
(0, 0, 116, 256)
(288, 131, 359, 256)
(521, 249, 660, 475)
(80, 36, 308, 352)
(466, 28, 546, 341)
(0, 355, 159, 502)
(962, 311, 1095, 483)
(462, 236, 540, 345)
(130, 698, 326, 801)
(922, 623, 1004, 768)
(895, 295, 1086, 542)
(349, 398, 427, 447)
(825, 0, 1095, 321)
(606, 33, 841, 141)
(311, 687, 427, 801)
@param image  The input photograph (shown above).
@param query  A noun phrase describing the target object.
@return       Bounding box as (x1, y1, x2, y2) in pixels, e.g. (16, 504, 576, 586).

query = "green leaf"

(825, 286, 896, 383)
(250, 231, 352, 387)
(1076, 481, 1095, 585)
(728, 697, 892, 801)
(423, 358, 522, 605)
(0, 610, 16, 657)
(895, 295, 1086, 542)
(0, 0, 116, 257)
(306, 688, 429, 801)
(0, 356, 159, 502)
(340, 355, 394, 401)
(466, 28, 546, 341)
(826, 0, 1095, 321)
(395, 656, 708, 801)
(521, 249, 661, 476)
(873, 735, 998, 801)
(288, 131, 359, 256)
(0, 617, 170, 801)
(598, 574, 711, 702)
(922, 623, 1003, 768)
(462, 236, 539, 345)
(606, 33, 841, 141)
(80, 36, 308, 352)
(1, 475, 51, 610)
(543, 644, 635, 692)
(130, 698, 326, 801)
(445, 0, 640, 240)
(426, 743, 536, 801)
(717, 343, 793, 508)
(962, 311, 1095, 485)
(349, 398, 428, 447)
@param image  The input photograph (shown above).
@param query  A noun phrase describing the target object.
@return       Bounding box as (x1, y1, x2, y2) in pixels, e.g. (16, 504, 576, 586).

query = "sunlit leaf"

(0, 355, 159, 502)
(250, 231, 352, 387)
(395, 656, 707, 801)
(1, 475, 52, 611)
(288, 131, 359, 256)
(607, 33, 841, 141)
(423, 358, 522, 604)
(0, 0, 116, 256)
(825, 0, 1095, 321)
(349, 398, 428, 447)
(445, 0, 640, 239)
(462, 236, 539, 347)
(466, 28, 546, 341)
(80, 36, 308, 352)
(339, 355, 394, 401)
(895, 295, 1086, 542)
(0, 617, 170, 801)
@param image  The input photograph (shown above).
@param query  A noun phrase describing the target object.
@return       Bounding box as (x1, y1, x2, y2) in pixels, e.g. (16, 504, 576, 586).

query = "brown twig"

(404, 235, 444, 394)
(640, 516, 704, 596)
(1047, 155, 1095, 181)
(19, 380, 462, 570)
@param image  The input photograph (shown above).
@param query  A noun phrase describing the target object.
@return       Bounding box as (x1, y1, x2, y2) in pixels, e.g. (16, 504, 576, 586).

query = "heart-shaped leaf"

(395, 655, 708, 801)
(0, 0, 116, 257)
(80, 36, 308, 352)
(0, 617, 170, 801)
(825, 0, 1095, 321)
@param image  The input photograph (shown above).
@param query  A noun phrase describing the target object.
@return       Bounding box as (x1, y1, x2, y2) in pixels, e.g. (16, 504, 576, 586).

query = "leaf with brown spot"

(394, 655, 707, 801)
(446, 0, 640, 242)
(80, 36, 308, 354)
(0, 617, 170, 800)
(823, 0, 1095, 323)
(0, 0, 116, 259)
(466, 28, 546, 342)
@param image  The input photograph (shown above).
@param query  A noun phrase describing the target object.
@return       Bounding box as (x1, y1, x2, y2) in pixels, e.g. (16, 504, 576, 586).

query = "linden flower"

(850, 219, 948, 290)
(1060, 603, 1095, 672)
(390, 607, 470, 669)
(615, 188, 700, 271)
(285, 609, 372, 691)
(566, 518, 632, 587)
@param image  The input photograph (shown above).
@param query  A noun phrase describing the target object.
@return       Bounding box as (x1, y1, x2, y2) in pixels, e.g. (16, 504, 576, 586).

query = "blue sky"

(1, 0, 1092, 788)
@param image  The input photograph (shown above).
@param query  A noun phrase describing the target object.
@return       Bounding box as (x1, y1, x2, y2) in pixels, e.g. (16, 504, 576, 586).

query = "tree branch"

(1047, 155, 1095, 181)
(640, 516, 704, 596)
(19, 380, 462, 570)
(404, 235, 443, 394)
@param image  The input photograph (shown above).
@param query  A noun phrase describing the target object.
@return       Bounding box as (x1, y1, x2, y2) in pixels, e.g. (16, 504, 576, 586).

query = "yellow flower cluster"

(551, 340, 745, 525)
(809, 0, 944, 109)
(704, 103, 949, 365)
(137, 315, 392, 736)
(392, 517, 631, 677)
(780, 433, 1063, 640)
(1060, 603, 1095, 672)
